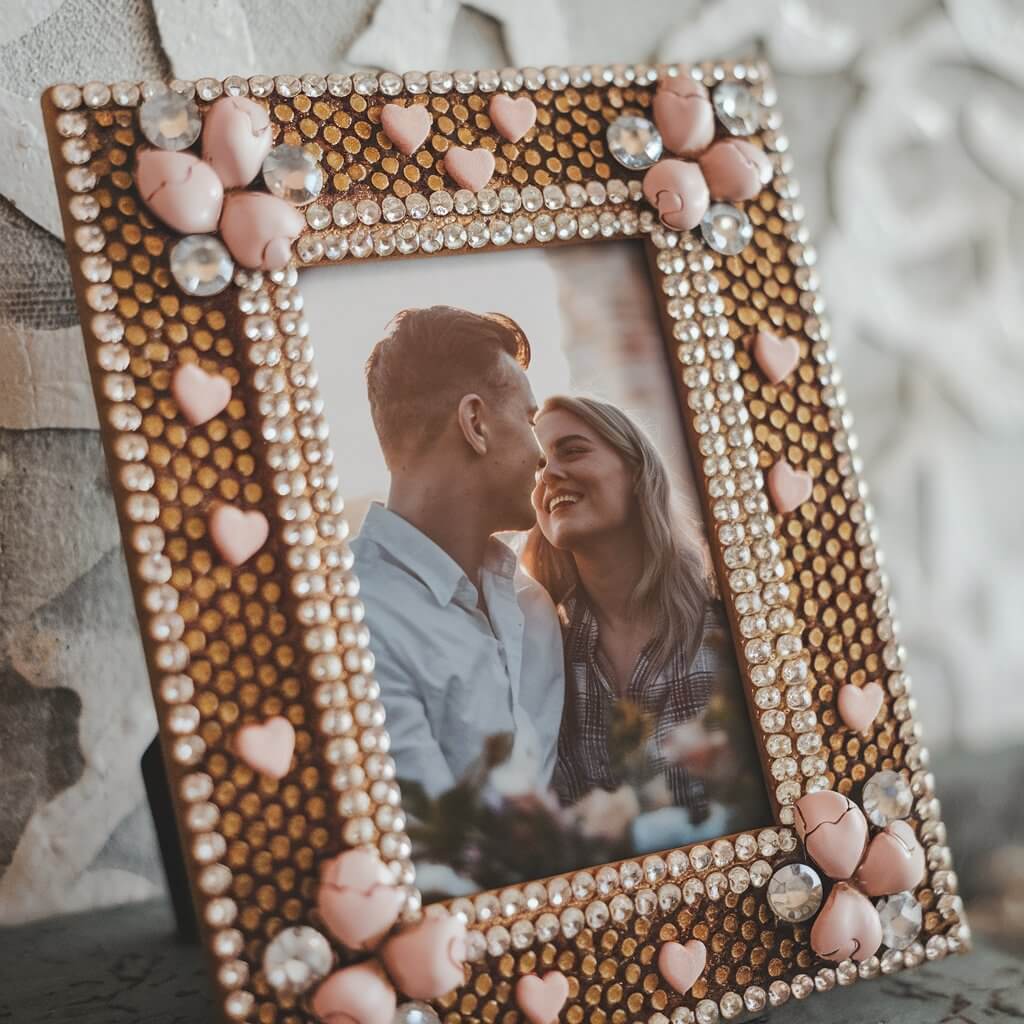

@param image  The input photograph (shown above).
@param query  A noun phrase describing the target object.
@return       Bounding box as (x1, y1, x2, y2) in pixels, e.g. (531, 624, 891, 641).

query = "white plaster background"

(0, 0, 1022, 924)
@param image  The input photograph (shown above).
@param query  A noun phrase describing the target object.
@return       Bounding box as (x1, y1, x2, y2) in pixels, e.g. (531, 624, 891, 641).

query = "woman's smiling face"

(532, 407, 635, 550)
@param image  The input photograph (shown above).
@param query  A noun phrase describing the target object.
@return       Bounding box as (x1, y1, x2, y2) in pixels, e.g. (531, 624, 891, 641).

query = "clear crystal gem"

(262, 144, 323, 205)
(394, 1002, 441, 1024)
(606, 115, 663, 170)
(169, 235, 234, 296)
(712, 83, 760, 136)
(767, 863, 823, 922)
(862, 770, 913, 827)
(138, 90, 202, 150)
(262, 926, 332, 994)
(701, 203, 753, 255)
(876, 891, 923, 950)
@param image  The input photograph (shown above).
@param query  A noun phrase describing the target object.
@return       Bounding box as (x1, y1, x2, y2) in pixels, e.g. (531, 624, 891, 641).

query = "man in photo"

(352, 306, 565, 799)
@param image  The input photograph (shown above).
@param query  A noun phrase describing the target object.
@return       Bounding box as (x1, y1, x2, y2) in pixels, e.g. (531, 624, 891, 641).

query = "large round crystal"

(862, 770, 913, 826)
(767, 862, 823, 922)
(394, 1002, 442, 1024)
(606, 115, 663, 170)
(876, 891, 923, 950)
(712, 82, 760, 136)
(262, 925, 332, 994)
(262, 144, 323, 205)
(138, 89, 202, 150)
(169, 235, 234, 296)
(700, 202, 752, 255)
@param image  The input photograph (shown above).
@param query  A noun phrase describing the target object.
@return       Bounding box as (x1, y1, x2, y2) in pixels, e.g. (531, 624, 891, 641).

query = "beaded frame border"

(41, 58, 967, 1024)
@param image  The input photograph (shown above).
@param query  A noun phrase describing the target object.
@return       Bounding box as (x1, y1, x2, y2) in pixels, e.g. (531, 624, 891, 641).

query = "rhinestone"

(606, 115, 662, 170)
(690, 845, 712, 871)
(138, 90, 201, 150)
(701, 203, 752, 255)
(263, 926, 332, 994)
(263, 144, 323, 204)
(695, 999, 719, 1024)
(667, 850, 689, 877)
(876, 891, 922, 950)
(712, 82, 760, 135)
(862, 770, 913, 826)
(394, 1002, 441, 1024)
(170, 235, 234, 296)
(327, 74, 352, 97)
(767, 863, 823, 922)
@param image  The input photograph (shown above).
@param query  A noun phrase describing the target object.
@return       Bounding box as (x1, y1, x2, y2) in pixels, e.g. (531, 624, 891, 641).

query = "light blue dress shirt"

(351, 503, 566, 798)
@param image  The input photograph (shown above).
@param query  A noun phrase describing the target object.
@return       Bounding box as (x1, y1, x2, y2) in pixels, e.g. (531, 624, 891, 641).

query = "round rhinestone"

(138, 90, 201, 150)
(606, 115, 662, 170)
(701, 203, 753, 255)
(877, 891, 923, 950)
(862, 770, 914, 826)
(394, 1002, 441, 1024)
(262, 144, 323, 205)
(712, 82, 760, 135)
(169, 235, 234, 296)
(262, 926, 332, 994)
(767, 863, 823, 922)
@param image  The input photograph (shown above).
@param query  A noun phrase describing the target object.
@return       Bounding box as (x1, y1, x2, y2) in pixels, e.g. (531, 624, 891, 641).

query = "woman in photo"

(523, 395, 765, 848)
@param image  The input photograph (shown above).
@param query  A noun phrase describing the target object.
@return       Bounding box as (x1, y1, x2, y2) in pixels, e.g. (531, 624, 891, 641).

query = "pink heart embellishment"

(856, 819, 926, 897)
(767, 458, 813, 514)
(234, 715, 295, 779)
(134, 150, 224, 234)
(380, 102, 432, 156)
(202, 95, 273, 189)
(752, 328, 800, 384)
(652, 78, 715, 157)
(810, 882, 883, 963)
(699, 138, 773, 202)
(489, 94, 537, 143)
(380, 909, 467, 1000)
(516, 972, 569, 1024)
(795, 791, 868, 880)
(312, 962, 396, 1024)
(171, 363, 231, 427)
(642, 159, 710, 231)
(837, 682, 885, 734)
(317, 848, 405, 950)
(443, 147, 495, 192)
(658, 939, 707, 995)
(208, 503, 269, 566)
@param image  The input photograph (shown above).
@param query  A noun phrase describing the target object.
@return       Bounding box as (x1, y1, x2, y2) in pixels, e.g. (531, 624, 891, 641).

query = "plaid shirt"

(554, 594, 735, 822)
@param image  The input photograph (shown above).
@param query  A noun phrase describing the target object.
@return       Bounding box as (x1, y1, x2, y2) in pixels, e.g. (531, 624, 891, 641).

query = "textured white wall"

(1, 0, 1022, 924)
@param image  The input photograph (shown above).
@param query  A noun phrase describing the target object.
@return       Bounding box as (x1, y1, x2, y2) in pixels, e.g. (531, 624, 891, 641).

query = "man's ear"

(456, 393, 488, 456)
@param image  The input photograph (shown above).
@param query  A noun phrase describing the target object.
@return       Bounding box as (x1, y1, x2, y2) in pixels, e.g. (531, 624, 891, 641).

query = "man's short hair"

(365, 305, 531, 464)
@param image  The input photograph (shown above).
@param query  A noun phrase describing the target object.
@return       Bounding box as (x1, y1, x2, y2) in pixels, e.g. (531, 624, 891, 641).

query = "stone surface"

(0, 899, 1021, 1023)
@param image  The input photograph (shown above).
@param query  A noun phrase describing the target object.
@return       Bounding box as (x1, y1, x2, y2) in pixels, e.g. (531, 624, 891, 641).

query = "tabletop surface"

(0, 899, 1021, 1023)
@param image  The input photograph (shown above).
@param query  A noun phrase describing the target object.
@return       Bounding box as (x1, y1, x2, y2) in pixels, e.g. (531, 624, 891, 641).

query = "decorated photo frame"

(41, 58, 967, 1024)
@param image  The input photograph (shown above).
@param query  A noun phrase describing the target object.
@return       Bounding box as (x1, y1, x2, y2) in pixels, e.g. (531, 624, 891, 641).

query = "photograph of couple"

(303, 241, 769, 899)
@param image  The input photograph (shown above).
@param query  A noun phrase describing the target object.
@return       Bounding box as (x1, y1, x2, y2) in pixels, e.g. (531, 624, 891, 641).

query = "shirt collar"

(358, 502, 517, 606)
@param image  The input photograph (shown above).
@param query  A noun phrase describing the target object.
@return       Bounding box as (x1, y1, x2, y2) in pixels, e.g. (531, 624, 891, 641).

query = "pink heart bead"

(379, 909, 467, 1000)
(219, 191, 304, 270)
(752, 328, 800, 384)
(699, 139, 773, 202)
(794, 791, 868, 881)
(135, 150, 224, 234)
(767, 458, 813, 514)
(516, 972, 570, 1024)
(837, 682, 885, 734)
(317, 848, 405, 951)
(171, 363, 231, 427)
(489, 94, 537, 143)
(202, 95, 273, 189)
(642, 159, 709, 231)
(658, 939, 707, 995)
(312, 962, 397, 1024)
(652, 77, 715, 157)
(443, 147, 495, 192)
(856, 820, 926, 897)
(380, 102, 432, 156)
(233, 715, 295, 780)
(810, 882, 883, 962)
(208, 503, 270, 566)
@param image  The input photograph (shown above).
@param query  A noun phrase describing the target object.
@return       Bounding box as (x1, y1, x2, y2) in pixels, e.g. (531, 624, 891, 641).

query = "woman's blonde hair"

(521, 395, 711, 672)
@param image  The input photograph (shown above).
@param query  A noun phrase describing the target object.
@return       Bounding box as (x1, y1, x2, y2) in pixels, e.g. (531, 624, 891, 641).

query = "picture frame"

(41, 57, 967, 1024)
